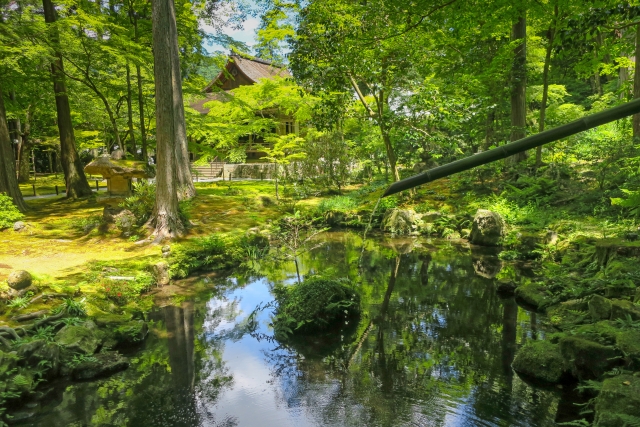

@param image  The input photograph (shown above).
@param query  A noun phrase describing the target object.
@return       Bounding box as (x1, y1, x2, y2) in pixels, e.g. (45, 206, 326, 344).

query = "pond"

(15, 232, 576, 427)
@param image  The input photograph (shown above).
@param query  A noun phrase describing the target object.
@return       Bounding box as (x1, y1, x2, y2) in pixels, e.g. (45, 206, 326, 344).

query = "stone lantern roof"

(84, 155, 150, 196)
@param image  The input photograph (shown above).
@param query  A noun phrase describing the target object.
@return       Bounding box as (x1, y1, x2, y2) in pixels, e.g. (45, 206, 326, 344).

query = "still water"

(15, 232, 571, 427)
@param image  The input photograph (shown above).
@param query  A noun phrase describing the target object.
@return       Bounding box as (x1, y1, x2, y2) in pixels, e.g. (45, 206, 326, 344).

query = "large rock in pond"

(594, 375, 640, 427)
(7, 270, 32, 290)
(381, 209, 422, 235)
(512, 340, 569, 384)
(469, 209, 505, 246)
(589, 295, 612, 321)
(559, 336, 620, 380)
(114, 320, 148, 347)
(55, 321, 101, 355)
(72, 351, 129, 381)
(17, 340, 61, 379)
(514, 282, 550, 311)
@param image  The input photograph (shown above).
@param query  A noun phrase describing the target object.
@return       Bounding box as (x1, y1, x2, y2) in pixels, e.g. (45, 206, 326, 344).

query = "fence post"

(55, 185, 58, 196)
(95, 180, 99, 192)
(32, 184, 36, 196)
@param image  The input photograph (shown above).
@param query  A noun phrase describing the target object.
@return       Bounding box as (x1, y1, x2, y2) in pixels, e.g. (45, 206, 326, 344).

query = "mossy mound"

(547, 299, 590, 330)
(272, 277, 360, 339)
(512, 340, 569, 384)
(594, 374, 640, 427)
(559, 336, 621, 380)
(616, 330, 640, 369)
(514, 282, 551, 311)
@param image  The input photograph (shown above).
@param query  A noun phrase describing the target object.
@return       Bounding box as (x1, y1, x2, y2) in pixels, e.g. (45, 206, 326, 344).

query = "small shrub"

(100, 272, 155, 305)
(272, 277, 360, 339)
(120, 181, 155, 225)
(169, 235, 243, 279)
(0, 195, 23, 229)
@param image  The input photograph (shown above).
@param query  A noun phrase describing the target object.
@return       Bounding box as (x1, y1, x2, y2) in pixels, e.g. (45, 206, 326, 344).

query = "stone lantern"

(84, 154, 150, 197)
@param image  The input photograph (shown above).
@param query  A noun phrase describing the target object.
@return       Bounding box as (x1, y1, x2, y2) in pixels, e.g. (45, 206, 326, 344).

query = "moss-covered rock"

(469, 209, 505, 246)
(93, 313, 133, 328)
(72, 351, 129, 381)
(496, 280, 517, 297)
(548, 300, 590, 330)
(589, 295, 613, 321)
(55, 321, 101, 355)
(512, 340, 569, 384)
(559, 336, 621, 380)
(114, 320, 148, 347)
(616, 330, 640, 370)
(610, 299, 640, 321)
(594, 375, 640, 427)
(572, 321, 619, 346)
(272, 277, 360, 339)
(381, 209, 422, 235)
(514, 282, 550, 311)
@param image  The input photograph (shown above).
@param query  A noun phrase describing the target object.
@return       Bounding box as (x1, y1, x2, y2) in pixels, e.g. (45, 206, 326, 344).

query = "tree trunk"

(132, 13, 148, 163)
(151, 0, 184, 240)
(136, 64, 148, 163)
(42, 0, 93, 198)
(536, 13, 556, 168)
(17, 104, 33, 183)
(0, 84, 28, 212)
(167, 0, 195, 200)
(509, 14, 527, 164)
(483, 109, 495, 151)
(126, 63, 137, 157)
(633, 23, 640, 140)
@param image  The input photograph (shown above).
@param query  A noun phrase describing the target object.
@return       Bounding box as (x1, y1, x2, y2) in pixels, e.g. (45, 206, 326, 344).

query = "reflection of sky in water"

(204, 278, 319, 427)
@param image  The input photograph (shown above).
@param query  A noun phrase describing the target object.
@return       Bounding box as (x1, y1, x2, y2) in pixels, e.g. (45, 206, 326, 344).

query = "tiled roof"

(231, 56, 291, 82)
(204, 55, 291, 93)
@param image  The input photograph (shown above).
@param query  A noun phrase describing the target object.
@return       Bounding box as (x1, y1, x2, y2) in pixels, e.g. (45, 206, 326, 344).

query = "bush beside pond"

(272, 277, 360, 339)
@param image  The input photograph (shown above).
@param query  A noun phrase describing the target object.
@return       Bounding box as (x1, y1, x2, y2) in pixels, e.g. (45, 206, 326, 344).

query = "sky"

(201, 16, 261, 54)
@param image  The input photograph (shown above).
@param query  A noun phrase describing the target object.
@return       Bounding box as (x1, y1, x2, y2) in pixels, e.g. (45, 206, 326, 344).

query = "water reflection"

(19, 232, 563, 427)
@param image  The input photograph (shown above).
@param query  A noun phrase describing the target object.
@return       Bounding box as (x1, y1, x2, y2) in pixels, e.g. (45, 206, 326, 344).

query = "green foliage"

(169, 235, 243, 279)
(7, 295, 31, 310)
(316, 196, 357, 214)
(120, 181, 156, 226)
(611, 189, 640, 217)
(271, 277, 360, 339)
(0, 195, 23, 230)
(99, 273, 154, 305)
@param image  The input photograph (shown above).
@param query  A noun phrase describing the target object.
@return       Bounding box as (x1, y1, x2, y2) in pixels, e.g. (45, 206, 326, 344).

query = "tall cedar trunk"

(167, 0, 195, 200)
(376, 92, 399, 182)
(483, 109, 495, 151)
(17, 104, 33, 183)
(509, 15, 527, 163)
(151, 0, 184, 240)
(633, 23, 640, 140)
(0, 84, 28, 211)
(593, 31, 603, 96)
(42, 0, 93, 198)
(126, 63, 137, 157)
(536, 11, 556, 168)
(136, 64, 148, 162)
(132, 13, 148, 163)
(7, 91, 30, 183)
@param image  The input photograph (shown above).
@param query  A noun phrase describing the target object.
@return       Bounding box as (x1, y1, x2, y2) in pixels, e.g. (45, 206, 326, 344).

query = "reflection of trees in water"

(30, 298, 236, 427)
(261, 236, 560, 427)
